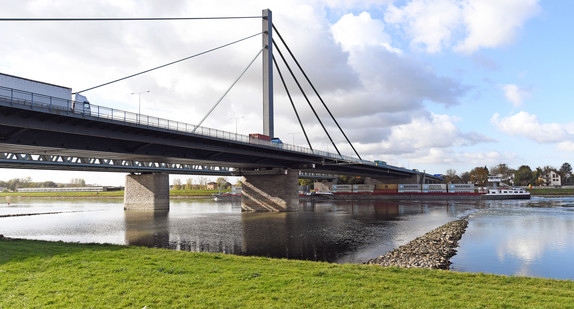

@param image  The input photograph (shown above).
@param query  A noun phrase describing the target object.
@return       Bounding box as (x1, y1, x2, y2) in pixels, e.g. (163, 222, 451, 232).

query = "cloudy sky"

(0, 0, 571, 186)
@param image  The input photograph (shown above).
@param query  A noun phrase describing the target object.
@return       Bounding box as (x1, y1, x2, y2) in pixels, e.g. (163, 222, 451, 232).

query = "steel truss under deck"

(0, 152, 233, 175)
(0, 152, 341, 180)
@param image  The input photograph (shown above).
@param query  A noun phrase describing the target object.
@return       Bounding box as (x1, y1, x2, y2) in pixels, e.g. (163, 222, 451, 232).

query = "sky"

(0, 0, 572, 186)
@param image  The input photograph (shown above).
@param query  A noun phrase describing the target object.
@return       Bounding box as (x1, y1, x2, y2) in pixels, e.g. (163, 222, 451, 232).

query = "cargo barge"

(307, 191, 529, 201)
(303, 182, 530, 201)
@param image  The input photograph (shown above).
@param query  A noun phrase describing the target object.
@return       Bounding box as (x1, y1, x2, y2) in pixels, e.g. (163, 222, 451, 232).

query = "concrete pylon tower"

(262, 8, 273, 138)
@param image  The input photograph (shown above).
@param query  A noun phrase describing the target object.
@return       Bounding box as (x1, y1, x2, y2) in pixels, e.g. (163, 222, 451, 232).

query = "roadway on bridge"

(0, 95, 438, 181)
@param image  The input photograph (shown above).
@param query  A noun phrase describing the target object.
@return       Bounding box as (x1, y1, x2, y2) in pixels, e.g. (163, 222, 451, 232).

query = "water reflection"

(124, 211, 169, 247)
(118, 199, 478, 263)
(451, 198, 574, 280)
(0, 198, 473, 264)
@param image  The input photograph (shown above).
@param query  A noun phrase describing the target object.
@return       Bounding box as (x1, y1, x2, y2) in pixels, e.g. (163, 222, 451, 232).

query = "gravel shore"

(366, 217, 469, 269)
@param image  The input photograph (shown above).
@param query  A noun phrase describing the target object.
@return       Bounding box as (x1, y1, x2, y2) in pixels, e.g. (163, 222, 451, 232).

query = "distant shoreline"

(0, 195, 215, 199)
(0, 189, 223, 199)
(1, 188, 572, 199)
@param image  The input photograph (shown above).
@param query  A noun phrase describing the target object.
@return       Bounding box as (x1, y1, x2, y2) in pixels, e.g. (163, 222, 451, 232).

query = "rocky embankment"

(366, 217, 469, 269)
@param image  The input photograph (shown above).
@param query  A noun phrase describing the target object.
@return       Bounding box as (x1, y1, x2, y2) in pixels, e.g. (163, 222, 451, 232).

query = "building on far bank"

(206, 182, 217, 190)
(539, 170, 561, 187)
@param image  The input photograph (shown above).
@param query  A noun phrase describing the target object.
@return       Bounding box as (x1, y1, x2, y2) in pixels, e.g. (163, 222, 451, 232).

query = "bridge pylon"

(262, 8, 273, 138)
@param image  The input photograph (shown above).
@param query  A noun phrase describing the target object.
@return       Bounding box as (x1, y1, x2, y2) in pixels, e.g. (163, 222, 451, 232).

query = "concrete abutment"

(124, 173, 169, 211)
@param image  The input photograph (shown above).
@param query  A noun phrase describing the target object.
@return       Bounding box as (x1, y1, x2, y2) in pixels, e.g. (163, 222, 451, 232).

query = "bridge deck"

(0, 87, 441, 181)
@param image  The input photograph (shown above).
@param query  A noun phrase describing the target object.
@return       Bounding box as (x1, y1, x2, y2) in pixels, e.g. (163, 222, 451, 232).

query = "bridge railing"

(0, 85, 367, 163)
(0, 86, 73, 112)
(0, 86, 442, 177)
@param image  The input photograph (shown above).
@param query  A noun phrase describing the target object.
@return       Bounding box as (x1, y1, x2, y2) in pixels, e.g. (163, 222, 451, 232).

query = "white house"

(539, 170, 561, 187)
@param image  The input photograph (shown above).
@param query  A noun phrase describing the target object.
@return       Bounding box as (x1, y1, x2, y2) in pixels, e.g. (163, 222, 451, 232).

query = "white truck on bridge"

(0, 72, 90, 113)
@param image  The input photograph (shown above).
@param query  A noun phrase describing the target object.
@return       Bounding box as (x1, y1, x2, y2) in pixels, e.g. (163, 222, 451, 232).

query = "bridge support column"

(240, 169, 299, 212)
(124, 173, 169, 211)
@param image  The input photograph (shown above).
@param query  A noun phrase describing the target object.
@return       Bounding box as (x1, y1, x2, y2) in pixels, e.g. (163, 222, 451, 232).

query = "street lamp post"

(288, 132, 297, 145)
(229, 116, 244, 134)
(131, 90, 150, 123)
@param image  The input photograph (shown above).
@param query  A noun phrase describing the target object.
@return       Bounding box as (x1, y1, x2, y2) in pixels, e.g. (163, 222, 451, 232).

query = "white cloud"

(363, 147, 515, 173)
(384, 0, 541, 54)
(374, 113, 492, 154)
(385, 0, 462, 53)
(455, 0, 541, 53)
(331, 12, 400, 53)
(557, 142, 574, 152)
(500, 84, 531, 107)
(459, 151, 517, 167)
(328, 12, 469, 120)
(491, 112, 574, 144)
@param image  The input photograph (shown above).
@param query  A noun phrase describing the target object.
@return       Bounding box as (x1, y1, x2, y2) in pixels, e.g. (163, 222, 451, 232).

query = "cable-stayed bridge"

(0, 88, 432, 179)
(0, 9, 441, 211)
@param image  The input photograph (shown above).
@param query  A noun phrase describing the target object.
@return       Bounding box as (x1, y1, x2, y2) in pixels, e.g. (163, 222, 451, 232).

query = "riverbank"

(0, 189, 222, 198)
(2, 188, 572, 199)
(366, 218, 468, 269)
(527, 187, 574, 196)
(1, 238, 573, 308)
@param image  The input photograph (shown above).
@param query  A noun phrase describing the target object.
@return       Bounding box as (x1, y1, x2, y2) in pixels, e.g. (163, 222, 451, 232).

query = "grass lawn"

(0, 191, 125, 198)
(1, 239, 573, 308)
(527, 188, 574, 196)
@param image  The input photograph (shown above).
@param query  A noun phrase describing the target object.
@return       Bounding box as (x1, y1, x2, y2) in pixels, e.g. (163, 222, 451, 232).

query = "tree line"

(0, 177, 87, 192)
(172, 177, 233, 190)
(443, 163, 572, 186)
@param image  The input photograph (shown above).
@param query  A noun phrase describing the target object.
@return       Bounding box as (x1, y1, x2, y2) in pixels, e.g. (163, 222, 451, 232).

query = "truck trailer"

(0, 72, 90, 113)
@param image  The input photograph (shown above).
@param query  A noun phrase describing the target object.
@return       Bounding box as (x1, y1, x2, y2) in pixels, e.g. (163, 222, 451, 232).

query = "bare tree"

(197, 177, 208, 190)
(461, 172, 471, 184)
(490, 164, 516, 184)
(216, 177, 230, 189)
(444, 169, 457, 183)
(173, 178, 182, 190)
(70, 178, 86, 187)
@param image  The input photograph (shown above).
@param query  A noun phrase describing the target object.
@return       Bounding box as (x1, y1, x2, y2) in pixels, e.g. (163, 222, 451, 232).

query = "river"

(1, 196, 573, 280)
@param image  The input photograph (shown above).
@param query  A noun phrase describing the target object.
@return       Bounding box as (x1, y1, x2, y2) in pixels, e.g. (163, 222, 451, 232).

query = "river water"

(1, 196, 573, 280)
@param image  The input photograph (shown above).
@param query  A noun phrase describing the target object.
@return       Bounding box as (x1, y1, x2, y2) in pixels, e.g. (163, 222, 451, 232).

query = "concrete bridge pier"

(124, 173, 169, 211)
(240, 168, 299, 212)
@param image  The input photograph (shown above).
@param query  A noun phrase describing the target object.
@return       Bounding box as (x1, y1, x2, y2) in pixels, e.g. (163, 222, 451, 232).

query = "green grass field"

(1, 238, 573, 308)
(527, 188, 574, 195)
(0, 191, 125, 197)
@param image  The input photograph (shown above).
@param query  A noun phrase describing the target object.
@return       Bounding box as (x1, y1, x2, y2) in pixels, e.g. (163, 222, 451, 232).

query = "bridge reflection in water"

(123, 200, 478, 263)
(124, 211, 170, 248)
